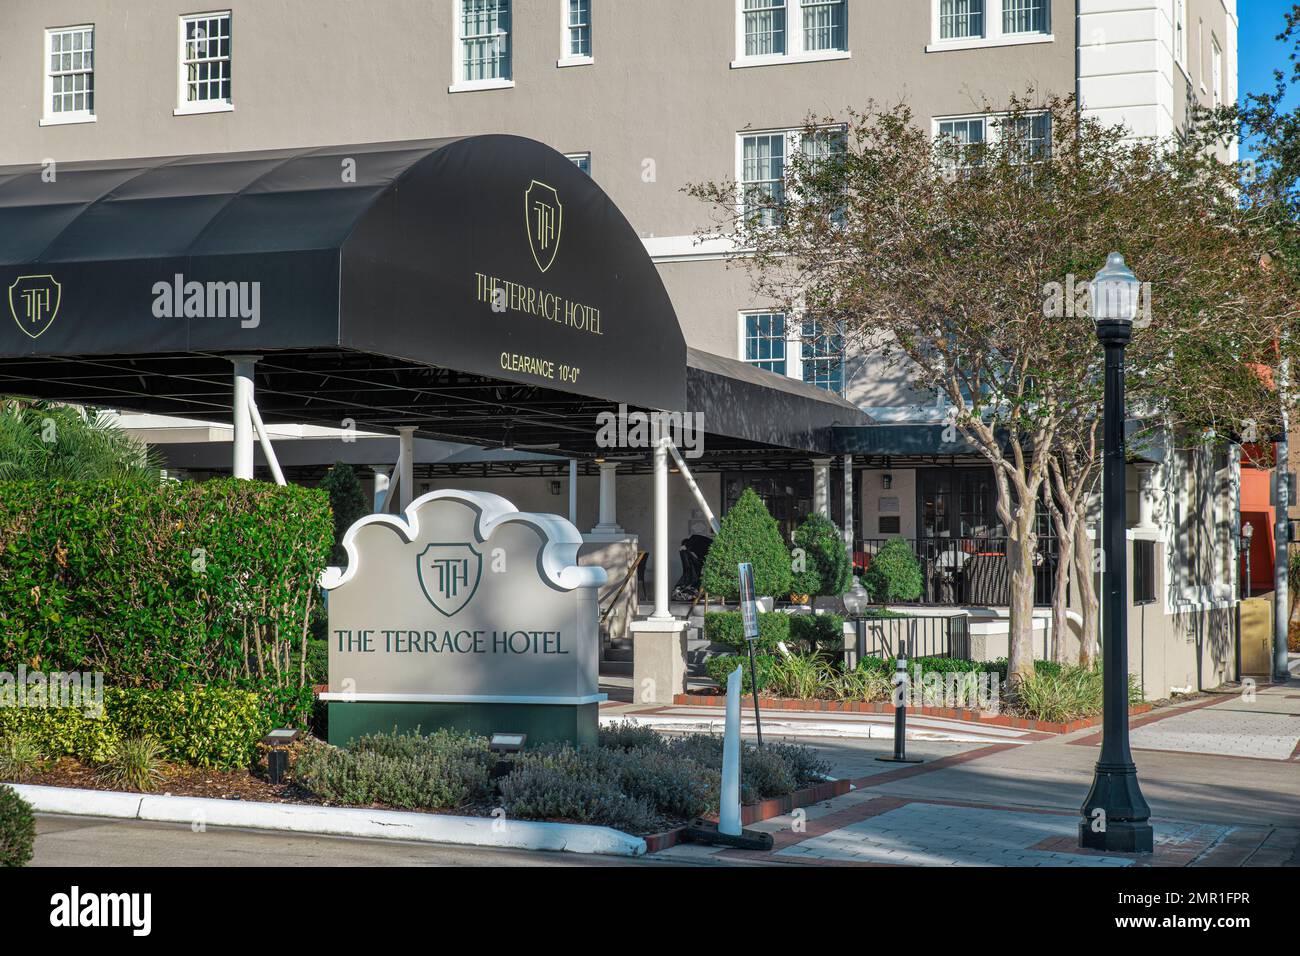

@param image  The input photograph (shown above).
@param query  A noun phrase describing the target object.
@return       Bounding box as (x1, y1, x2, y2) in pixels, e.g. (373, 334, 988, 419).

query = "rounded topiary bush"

(701, 488, 793, 600)
(863, 538, 923, 604)
(790, 513, 851, 598)
(0, 785, 36, 867)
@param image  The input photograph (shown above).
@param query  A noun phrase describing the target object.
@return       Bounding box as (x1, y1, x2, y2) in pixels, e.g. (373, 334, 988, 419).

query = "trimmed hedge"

(789, 613, 845, 652)
(790, 513, 851, 598)
(704, 610, 790, 650)
(701, 488, 793, 600)
(862, 538, 923, 603)
(705, 653, 778, 694)
(0, 478, 332, 723)
(0, 687, 268, 770)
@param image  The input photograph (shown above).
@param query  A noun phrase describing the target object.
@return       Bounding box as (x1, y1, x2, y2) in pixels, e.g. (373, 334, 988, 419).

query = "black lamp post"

(1079, 252, 1154, 853)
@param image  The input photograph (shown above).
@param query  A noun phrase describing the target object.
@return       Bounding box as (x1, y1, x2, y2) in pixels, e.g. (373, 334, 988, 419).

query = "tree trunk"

(1005, 503, 1038, 685)
(1072, 501, 1100, 667)
(1049, 508, 1076, 665)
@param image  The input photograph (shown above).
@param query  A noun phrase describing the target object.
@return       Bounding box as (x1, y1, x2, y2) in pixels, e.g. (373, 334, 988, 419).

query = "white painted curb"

(10, 784, 647, 857)
(600, 712, 1015, 743)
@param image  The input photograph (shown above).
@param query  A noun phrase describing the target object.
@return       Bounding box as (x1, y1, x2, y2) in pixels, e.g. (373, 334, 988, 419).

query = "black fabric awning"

(0, 135, 868, 461)
(0, 136, 685, 430)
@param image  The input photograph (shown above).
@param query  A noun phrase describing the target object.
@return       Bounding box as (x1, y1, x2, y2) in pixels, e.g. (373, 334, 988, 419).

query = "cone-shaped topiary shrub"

(701, 488, 793, 600)
(862, 538, 923, 604)
(790, 513, 852, 597)
(320, 462, 370, 563)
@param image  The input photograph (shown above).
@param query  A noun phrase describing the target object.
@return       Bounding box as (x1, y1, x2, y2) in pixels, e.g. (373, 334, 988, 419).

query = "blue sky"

(1239, 1, 1296, 106)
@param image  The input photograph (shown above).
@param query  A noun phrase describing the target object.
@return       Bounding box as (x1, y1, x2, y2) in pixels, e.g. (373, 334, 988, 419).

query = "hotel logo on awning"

(525, 180, 563, 274)
(8, 274, 60, 339)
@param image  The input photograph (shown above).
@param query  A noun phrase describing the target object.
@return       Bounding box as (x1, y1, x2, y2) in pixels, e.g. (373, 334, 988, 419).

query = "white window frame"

(734, 124, 845, 227)
(450, 0, 515, 93)
(174, 11, 233, 116)
(557, 0, 593, 67)
(1210, 34, 1222, 107)
(1173, 0, 1188, 74)
(739, 311, 795, 377)
(565, 151, 592, 175)
(927, 0, 1052, 53)
(732, 0, 850, 69)
(40, 24, 96, 127)
(932, 110, 1051, 170)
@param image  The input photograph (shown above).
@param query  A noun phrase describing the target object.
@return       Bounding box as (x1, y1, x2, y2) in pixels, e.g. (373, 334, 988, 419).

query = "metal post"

(877, 638, 921, 763)
(371, 468, 390, 513)
(230, 356, 258, 480)
(812, 458, 832, 517)
(1079, 328, 1153, 852)
(568, 458, 578, 526)
(650, 438, 672, 622)
(397, 426, 416, 509)
(843, 454, 854, 556)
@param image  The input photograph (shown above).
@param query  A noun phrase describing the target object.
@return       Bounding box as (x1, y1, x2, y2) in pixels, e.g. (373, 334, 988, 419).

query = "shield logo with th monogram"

(416, 542, 483, 617)
(8, 274, 61, 339)
(524, 180, 563, 273)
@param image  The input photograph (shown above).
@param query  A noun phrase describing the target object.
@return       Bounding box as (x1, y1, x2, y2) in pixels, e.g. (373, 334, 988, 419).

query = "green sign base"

(327, 700, 599, 748)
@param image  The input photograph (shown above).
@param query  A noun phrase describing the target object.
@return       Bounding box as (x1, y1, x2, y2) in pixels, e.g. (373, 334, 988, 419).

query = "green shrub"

(497, 747, 663, 834)
(705, 654, 778, 694)
(598, 720, 667, 753)
(97, 736, 166, 792)
(788, 613, 845, 652)
(862, 539, 923, 603)
(704, 610, 790, 650)
(0, 705, 120, 765)
(0, 687, 268, 770)
(319, 463, 369, 564)
(666, 735, 826, 803)
(0, 478, 332, 725)
(293, 730, 495, 810)
(768, 653, 833, 700)
(1010, 664, 1143, 722)
(0, 785, 35, 867)
(790, 513, 851, 597)
(107, 687, 269, 770)
(829, 662, 893, 702)
(588, 746, 718, 822)
(701, 488, 793, 600)
(0, 400, 161, 483)
(0, 733, 43, 782)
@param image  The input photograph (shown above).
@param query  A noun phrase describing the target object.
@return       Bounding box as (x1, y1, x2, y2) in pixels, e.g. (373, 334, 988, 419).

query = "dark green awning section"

(832, 423, 987, 457)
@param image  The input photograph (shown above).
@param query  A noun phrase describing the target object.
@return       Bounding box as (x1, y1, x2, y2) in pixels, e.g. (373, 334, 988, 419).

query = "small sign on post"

(737, 561, 764, 747)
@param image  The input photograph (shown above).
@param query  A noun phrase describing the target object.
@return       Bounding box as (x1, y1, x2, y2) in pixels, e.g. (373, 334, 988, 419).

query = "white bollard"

(719, 664, 743, 837)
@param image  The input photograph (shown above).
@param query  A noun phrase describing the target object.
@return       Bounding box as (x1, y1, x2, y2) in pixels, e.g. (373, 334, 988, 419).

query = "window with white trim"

(1210, 36, 1222, 107)
(1174, 0, 1187, 67)
(802, 318, 845, 395)
(739, 126, 846, 227)
(742, 313, 788, 374)
(931, 0, 1049, 48)
(179, 12, 232, 113)
(567, 0, 591, 57)
(935, 112, 1050, 174)
(566, 152, 591, 175)
(459, 0, 511, 84)
(935, 116, 987, 174)
(43, 25, 95, 123)
(735, 0, 847, 65)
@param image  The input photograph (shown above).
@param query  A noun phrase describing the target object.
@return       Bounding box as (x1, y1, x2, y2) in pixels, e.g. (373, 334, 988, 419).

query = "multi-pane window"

(801, 0, 847, 52)
(939, 0, 984, 40)
(46, 26, 95, 118)
(567, 0, 591, 57)
(744, 0, 787, 56)
(1174, 0, 1187, 65)
(744, 314, 788, 374)
(802, 319, 845, 394)
(936, 117, 986, 173)
(802, 127, 848, 222)
(1011, 112, 1051, 162)
(181, 13, 232, 107)
(566, 152, 591, 175)
(741, 133, 786, 226)
(1002, 0, 1045, 35)
(1211, 37, 1222, 106)
(461, 0, 511, 82)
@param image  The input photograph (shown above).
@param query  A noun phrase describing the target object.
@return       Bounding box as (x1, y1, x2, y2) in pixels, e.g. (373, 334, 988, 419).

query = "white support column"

(371, 467, 390, 513)
(397, 427, 416, 510)
(812, 458, 833, 518)
(651, 438, 672, 622)
(568, 459, 578, 526)
(230, 356, 259, 480)
(843, 454, 854, 545)
(592, 461, 623, 534)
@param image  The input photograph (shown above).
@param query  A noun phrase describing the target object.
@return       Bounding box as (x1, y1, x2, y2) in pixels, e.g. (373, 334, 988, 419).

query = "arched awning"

(0, 135, 868, 458)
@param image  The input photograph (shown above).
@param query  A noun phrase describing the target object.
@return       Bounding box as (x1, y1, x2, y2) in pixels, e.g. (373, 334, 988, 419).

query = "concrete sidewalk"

(652, 678, 1300, 867)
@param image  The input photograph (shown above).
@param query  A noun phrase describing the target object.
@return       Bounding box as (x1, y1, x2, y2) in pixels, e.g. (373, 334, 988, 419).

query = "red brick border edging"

(671, 692, 1152, 735)
(643, 778, 851, 853)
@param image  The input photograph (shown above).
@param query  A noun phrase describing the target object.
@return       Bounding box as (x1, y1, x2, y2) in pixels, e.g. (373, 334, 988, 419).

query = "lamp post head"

(1092, 252, 1140, 345)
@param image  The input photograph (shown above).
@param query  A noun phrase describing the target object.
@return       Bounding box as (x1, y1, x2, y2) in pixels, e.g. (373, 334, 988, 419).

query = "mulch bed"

(15, 756, 322, 805)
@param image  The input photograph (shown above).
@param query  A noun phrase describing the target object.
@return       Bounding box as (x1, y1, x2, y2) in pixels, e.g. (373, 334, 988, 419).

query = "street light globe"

(843, 578, 869, 616)
(1092, 252, 1140, 342)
